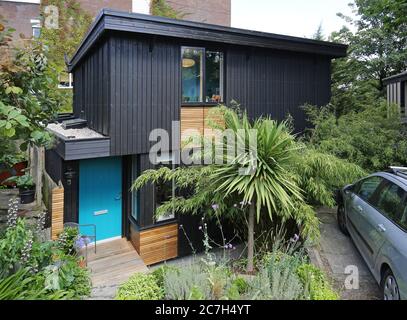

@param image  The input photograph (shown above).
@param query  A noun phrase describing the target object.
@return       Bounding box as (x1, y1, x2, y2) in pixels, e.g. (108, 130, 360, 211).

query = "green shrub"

(164, 264, 211, 300)
(56, 227, 79, 256)
(297, 263, 339, 300)
(151, 265, 180, 288)
(232, 277, 249, 295)
(116, 273, 164, 300)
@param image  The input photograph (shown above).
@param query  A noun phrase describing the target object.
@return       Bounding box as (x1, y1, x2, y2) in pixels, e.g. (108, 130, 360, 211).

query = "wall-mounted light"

(64, 168, 76, 186)
(182, 58, 196, 68)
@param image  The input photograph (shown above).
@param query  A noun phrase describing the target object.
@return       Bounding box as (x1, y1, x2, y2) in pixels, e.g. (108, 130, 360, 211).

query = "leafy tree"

(133, 107, 365, 272)
(150, 0, 185, 19)
(0, 18, 60, 156)
(303, 102, 407, 172)
(39, 0, 93, 113)
(330, 0, 407, 116)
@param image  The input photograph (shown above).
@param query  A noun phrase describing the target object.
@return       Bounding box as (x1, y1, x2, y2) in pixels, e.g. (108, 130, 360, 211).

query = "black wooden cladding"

(73, 40, 110, 136)
(44, 150, 79, 224)
(109, 35, 181, 156)
(73, 38, 331, 156)
(225, 48, 331, 132)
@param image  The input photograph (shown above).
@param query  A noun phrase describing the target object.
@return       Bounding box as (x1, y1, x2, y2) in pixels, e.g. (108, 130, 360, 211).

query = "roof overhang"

(384, 71, 407, 85)
(68, 9, 348, 72)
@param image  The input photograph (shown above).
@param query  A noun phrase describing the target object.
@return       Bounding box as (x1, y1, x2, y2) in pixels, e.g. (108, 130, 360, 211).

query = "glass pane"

(205, 51, 223, 103)
(399, 200, 407, 230)
(59, 72, 72, 88)
(376, 183, 405, 222)
(357, 176, 382, 203)
(155, 154, 175, 222)
(182, 48, 203, 103)
(131, 156, 139, 221)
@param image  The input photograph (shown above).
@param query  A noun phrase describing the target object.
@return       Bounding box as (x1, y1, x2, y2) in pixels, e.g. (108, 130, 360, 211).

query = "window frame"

(181, 46, 225, 106)
(130, 155, 140, 223)
(371, 180, 407, 233)
(354, 176, 384, 206)
(58, 73, 74, 89)
(153, 152, 176, 224)
(31, 19, 41, 39)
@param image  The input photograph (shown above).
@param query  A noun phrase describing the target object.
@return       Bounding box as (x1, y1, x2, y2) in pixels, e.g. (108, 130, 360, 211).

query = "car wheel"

(337, 203, 349, 236)
(381, 269, 400, 301)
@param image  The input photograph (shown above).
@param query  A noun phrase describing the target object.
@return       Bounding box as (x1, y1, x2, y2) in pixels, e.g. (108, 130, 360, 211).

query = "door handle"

(356, 205, 364, 213)
(377, 224, 386, 233)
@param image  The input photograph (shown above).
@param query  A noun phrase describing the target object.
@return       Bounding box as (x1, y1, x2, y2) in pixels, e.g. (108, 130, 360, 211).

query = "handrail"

(63, 222, 97, 266)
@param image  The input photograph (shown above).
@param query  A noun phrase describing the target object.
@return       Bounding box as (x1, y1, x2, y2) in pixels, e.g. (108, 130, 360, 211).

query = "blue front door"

(79, 157, 122, 242)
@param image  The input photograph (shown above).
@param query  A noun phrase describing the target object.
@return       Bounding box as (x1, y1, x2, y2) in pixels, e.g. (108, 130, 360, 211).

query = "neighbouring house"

(44, 9, 347, 266)
(384, 71, 407, 123)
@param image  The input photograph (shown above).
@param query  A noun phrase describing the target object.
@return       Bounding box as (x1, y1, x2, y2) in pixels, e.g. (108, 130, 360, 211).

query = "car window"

(397, 199, 407, 231)
(376, 182, 406, 222)
(356, 176, 383, 203)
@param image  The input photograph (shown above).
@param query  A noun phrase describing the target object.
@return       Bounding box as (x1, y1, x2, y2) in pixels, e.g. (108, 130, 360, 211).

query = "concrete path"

(311, 208, 381, 300)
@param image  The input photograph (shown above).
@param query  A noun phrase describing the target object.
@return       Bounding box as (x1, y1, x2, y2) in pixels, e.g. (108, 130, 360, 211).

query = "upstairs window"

(58, 72, 73, 89)
(31, 19, 41, 39)
(182, 47, 224, 104)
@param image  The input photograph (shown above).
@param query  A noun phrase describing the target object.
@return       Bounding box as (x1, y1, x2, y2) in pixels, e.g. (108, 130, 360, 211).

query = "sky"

(232, 0, 356, 39)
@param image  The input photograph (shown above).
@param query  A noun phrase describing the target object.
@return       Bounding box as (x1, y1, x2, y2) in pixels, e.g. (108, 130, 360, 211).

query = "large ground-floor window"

(154, 152, 176, 223)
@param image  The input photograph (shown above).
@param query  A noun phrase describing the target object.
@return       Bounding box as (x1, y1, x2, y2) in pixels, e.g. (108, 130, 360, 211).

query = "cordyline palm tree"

(210, 108, 304, 272)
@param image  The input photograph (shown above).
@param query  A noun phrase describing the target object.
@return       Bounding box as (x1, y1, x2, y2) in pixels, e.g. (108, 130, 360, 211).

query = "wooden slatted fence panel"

(51, 187, 64, 240)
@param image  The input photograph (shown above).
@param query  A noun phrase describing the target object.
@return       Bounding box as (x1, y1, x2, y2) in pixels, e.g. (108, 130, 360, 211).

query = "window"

(182, 47, 224, 104)
(31, 19, 41, 39)
(154, 152, 175, 223)
(376, 182, 406, 223)
(205, 51, 224, 103)
(58, 72, 74, 89)
(131, 155, 140, 222)
(356, 176, 383, 203)
(399, 199, 407, 231)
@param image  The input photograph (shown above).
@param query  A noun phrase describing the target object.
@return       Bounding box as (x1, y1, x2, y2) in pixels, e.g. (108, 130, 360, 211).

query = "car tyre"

(337, 203, 349, 236)
(381, 269, 400, 301)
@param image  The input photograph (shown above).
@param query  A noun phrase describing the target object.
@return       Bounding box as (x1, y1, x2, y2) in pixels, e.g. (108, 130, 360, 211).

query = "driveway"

(310, 208, 381, 300)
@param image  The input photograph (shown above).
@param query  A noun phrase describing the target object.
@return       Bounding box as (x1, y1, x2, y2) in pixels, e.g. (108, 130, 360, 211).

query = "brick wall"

(165, 0, 231, 26)
(77, 0, 132, 16)
(0, 1, 40, 42)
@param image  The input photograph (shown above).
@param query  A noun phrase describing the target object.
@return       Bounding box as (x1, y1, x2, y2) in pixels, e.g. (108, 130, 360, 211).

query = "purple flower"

(228, 243, 233, 249)
(212, 204, 219, 211)
(291, 234, 300, 243)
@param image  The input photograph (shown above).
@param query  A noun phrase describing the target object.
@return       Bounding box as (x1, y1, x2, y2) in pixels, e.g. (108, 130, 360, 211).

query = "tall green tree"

(0, 18, 60, 155)
(312, 23, 325, 41)
(330, 0, 407, 116)
(39, 0, 93, 112)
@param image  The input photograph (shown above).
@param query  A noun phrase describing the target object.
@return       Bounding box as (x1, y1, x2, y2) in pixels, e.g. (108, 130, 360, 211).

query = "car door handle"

(377, 224, 386, 233)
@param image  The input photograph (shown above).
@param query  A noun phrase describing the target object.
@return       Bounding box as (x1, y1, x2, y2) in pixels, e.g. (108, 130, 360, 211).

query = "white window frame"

(154, 152, 176, 223)
(31, 19, 41, 39)
(58, 73, 74, 89)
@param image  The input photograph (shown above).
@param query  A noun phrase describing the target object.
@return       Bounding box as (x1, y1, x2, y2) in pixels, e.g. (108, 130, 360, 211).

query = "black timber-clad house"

(45, 9, 347, 265)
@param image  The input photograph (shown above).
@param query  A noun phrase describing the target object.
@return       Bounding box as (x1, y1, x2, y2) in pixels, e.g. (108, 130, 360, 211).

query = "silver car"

(337, 168, 407, 300)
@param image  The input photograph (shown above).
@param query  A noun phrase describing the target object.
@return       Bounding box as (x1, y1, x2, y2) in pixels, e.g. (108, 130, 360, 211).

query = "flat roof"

(68, 9, 348, 71)
(384, 71, 407, 85)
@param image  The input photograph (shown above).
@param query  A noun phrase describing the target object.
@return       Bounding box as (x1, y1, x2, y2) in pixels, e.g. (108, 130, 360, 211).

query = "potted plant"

(6, 173, 35, 204)
(0, 153, 28, 187)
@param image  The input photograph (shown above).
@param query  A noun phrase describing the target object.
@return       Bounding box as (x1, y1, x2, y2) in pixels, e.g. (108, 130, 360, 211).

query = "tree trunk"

(247, 202, 255, 273)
